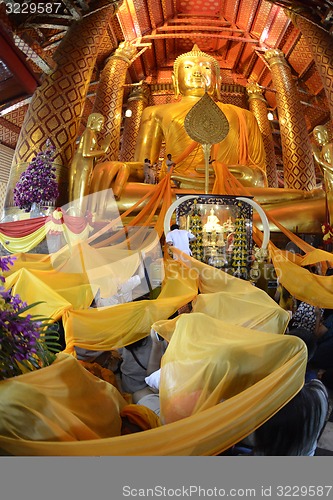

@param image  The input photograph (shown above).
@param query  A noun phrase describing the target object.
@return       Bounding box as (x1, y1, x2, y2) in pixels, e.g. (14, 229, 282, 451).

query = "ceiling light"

(267, 111, 274, 121)
(125, 109, 132, 118)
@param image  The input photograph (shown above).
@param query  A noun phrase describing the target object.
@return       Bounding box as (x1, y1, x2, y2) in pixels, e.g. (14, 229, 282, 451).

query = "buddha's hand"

(90, 161, 144, 200)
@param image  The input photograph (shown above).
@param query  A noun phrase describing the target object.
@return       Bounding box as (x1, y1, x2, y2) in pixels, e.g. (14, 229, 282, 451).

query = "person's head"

(313, 125, 329, 146)
(253, 380, 328, 456)
(167, 154, 172, 160)
(172, 44, 221, 99)
(287, 327, 316, 361)
(87, 113, 104, 132)
(170, 224, 179, 231)
(144, 158, 150, 163)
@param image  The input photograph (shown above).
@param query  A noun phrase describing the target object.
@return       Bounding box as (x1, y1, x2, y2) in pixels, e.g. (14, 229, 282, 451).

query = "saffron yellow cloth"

(153, 313, 304, 425)
(2, 239, 330, 456)
(120, 404, 161, 431)
(0, 353, 127, 443)
(0, 331, 305, 455)
(270, 244, 333, 308)
(0, 250, 307, 456)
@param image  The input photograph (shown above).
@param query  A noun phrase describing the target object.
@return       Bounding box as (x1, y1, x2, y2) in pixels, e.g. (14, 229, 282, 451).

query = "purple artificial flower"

(13, 140, 59, 211)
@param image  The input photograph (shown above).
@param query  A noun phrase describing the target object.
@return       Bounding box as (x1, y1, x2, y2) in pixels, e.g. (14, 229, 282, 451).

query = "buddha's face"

(176, 56, 218, 97)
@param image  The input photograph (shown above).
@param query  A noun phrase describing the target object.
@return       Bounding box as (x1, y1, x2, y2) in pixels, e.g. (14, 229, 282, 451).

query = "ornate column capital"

(264, 49, 288, 68)
(110, 41, 137, 65)
(246, 82, 266, 103)
(127, 82, 150, 104)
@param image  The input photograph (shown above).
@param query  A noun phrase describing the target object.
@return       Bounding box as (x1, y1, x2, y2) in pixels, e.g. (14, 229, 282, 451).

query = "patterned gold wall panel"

(175, 0, 220, 16)
(280, 23, 298, 53)
(110, 15, 124, 41)
(165, 0, 174, 18)
(154, 41, 167, 71)
(146, 41, 160, 69)
(237, 0, 258, 31)
(289, 12, 333, 120)
(249, 58, 268, 85)
(131, 58, 145, 81)
(96, 29, 118, 68)
(148, 0, 163, 26)
(222, 0, 239, 23)
(0, 182, 7, 215)
(150, 93, 178, 106)
(303, 65, 324, 95)
(260, 67, 273, 88)
(0, 128, 18, 149)
(288, 36, 313, 76)
(221, 92, 247, 109)
(225, 40, 245, 71)
(4, 1, 119, 211)
(266, 8, 288, 47)
(93, 50, 135, 162)
(5, 106, 28, 129)
(264, 49, 316, 191)
(251, 0, 272, 38)
(156, 69, 172, 83)
(0, 144, 14, 214)
(238, 44, 256, 76)
(219, 69, 234, 85)
(304, 106, 329, 132)
(134, 0, 151, 35)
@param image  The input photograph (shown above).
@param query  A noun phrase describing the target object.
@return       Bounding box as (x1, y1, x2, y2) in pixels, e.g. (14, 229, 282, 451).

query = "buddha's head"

(87, 113, 105, 132)
(172, 44, 221, 100)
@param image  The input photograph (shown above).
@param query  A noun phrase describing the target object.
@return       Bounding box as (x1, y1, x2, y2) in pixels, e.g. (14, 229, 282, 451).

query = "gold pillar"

(287, 9, 333, 120)
(120, 83, 150, 162)
(92, 42, 137, 162)
(264, 49, 316, 191)
(246, 82, 278, 188)
(4, 0, 122, 213)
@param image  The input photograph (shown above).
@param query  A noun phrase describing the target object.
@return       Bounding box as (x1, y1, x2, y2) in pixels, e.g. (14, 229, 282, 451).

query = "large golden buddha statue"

(133, 44, 267, 190)
(85, 45, 327, 233)
(88, 44, 267, 201)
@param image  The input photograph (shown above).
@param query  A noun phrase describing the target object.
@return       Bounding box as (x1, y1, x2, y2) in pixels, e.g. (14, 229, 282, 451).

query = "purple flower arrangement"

(0, 255, 60, 380)
(13, 139, 59, 212)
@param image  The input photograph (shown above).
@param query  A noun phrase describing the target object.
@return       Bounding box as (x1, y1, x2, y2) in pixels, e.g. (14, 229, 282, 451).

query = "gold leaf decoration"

(184, 93, 229, 145)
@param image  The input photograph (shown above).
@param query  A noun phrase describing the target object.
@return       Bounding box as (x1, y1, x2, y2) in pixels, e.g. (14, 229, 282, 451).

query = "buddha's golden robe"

(134, 98, 267, 187)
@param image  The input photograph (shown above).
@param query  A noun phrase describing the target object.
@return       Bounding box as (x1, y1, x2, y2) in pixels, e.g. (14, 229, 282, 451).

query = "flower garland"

(0, 255, 61, 380)
(13, 139, 59, 212)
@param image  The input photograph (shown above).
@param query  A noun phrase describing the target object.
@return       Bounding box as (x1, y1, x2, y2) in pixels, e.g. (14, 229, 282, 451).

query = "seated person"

(119, 330, 167, 405)
(252, 380, 329, 456)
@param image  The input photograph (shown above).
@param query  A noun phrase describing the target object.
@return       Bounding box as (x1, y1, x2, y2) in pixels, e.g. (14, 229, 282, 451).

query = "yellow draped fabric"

(156, 313, 304, 425)
(0, 243, 307, 456)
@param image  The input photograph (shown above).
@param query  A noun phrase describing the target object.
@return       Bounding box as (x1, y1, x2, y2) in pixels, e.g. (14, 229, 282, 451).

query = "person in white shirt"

(144, 158, 155, 184)
(165, 224, 196, 256)
(165, 153, 176, 173)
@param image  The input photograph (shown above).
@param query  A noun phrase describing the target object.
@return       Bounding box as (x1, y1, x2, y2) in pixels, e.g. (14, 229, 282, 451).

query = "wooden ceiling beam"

(169, 18, 232, 26)
(157, 25, 245, 33)
(141, 33, 259, 43)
